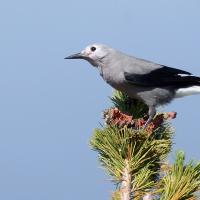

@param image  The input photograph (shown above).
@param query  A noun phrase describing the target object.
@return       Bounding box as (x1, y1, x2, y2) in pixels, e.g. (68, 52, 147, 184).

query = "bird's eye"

(90, 46, 96, 52)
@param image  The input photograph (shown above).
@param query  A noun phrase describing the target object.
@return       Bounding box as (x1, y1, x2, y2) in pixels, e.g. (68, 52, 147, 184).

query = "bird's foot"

(143, 111, 177, 133)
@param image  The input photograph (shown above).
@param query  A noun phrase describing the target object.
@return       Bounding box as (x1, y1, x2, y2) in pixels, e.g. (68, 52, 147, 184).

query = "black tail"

(173, 75, 200, 88)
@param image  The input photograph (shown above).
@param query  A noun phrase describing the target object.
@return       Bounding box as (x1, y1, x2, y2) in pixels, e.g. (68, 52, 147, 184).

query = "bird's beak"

(64, 52, 85, 59)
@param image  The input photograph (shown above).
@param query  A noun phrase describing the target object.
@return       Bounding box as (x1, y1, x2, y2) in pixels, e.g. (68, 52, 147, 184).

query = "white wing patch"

(175, 86, 200, 98)
(178, 74, 191, 77)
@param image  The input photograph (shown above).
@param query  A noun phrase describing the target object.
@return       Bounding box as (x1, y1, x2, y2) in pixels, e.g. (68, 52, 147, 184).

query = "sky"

(0, 0, 200, 199)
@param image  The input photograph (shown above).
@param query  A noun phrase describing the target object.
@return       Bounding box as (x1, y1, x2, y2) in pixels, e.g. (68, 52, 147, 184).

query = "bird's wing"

(124, 65, 200, 87)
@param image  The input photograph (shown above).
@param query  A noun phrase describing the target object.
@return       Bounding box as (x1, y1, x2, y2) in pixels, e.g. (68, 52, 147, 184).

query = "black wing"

(124, 66, 200, 87)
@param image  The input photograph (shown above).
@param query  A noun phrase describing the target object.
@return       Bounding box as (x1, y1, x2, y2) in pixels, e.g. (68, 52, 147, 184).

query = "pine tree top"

(90, 91, 200, 199)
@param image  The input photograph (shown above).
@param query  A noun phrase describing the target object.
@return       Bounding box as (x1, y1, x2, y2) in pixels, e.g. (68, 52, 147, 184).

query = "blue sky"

(0, 0, 200, 199)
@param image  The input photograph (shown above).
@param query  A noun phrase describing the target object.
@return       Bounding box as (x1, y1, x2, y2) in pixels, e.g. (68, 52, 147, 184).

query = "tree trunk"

(120, 159, 131, 200)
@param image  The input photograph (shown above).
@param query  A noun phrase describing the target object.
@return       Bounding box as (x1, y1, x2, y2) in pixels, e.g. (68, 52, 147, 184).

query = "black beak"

(64, 53, 84, 59)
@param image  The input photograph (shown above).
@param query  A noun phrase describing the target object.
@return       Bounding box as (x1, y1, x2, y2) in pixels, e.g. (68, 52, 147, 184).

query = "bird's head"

(65, 43, 112, 67)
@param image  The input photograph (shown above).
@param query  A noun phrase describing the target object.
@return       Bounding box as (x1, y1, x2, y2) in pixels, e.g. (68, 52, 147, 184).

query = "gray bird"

(65, 44, 200, 126)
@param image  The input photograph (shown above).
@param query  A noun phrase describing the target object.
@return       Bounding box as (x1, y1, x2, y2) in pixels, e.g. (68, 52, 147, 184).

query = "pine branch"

(120, 159, 131, 200)
(89, 90, 200, 200)
(90, 118, 173, 199)
(110, 90, 148, 118)
(158, 151, 200, 200)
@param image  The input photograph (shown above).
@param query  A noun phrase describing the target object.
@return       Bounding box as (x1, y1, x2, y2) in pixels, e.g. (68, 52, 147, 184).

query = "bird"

(65, 43, 200, 127)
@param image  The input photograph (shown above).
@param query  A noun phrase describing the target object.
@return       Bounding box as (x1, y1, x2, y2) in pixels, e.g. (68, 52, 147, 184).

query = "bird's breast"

(98, 65, 125, 90)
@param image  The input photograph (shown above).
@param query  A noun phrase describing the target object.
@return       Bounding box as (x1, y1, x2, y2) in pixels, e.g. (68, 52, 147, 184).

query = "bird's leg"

(143, 106, 156, 129)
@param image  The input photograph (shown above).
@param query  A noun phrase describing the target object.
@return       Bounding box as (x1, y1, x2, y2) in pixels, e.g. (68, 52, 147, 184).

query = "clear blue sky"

(0, 0, 200, 199)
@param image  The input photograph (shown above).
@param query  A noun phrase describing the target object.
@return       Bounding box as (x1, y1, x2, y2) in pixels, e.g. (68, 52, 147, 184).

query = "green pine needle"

(89, 90, 200, 200)
(90, 125, 173, 193)
(158, 151, 200, 200)
(110, 90, 148, 118)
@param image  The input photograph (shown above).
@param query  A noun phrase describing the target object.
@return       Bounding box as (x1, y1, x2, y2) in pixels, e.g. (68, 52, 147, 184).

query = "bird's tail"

(174, 74, 200, 98)
(175, 85, 200, 98)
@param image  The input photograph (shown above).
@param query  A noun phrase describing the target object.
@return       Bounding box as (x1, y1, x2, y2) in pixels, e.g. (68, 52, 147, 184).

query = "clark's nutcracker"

(65, 44, 200, 126)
